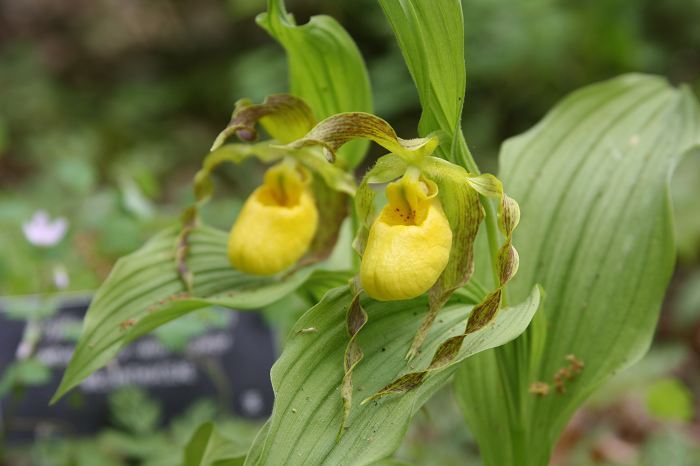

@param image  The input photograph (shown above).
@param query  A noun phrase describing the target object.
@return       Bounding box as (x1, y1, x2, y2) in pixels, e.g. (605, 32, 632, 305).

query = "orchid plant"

(51, 1, 700, 465)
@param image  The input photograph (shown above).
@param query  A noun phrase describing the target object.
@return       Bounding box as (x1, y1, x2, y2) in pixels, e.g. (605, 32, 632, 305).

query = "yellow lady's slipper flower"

(360, 167, 452, 301)
(228, 159, 319, 275)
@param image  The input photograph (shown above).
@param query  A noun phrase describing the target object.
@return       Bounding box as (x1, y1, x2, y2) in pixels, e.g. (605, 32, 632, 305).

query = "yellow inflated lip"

(360, 171, 452, 301)
(227, 161, 318, 275)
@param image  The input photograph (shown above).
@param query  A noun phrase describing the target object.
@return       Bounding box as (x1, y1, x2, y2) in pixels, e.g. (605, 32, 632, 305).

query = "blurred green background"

(1, 0, 700, 465)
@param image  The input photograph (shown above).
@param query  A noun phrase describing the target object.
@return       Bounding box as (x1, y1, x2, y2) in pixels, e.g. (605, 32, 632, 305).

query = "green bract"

(257, 0, 373, 170)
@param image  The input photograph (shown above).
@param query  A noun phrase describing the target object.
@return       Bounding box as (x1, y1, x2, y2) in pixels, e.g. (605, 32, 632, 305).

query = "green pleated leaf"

(377, 0, 465, 161)
(455, 74, 700, 466)
(183, 422, 248, 466)
(257, 0, 372, 169)
(372, 461, 418, 466)
(246, 285, 540, 466)
(51, 225, 315, 403)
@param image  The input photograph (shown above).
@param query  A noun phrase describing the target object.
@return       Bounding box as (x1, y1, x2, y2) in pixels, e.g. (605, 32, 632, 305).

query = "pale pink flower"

(22, 210, 68, 247)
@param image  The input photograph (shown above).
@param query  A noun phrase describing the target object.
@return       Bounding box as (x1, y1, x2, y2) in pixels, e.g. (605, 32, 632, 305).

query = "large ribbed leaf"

(455, 74, 700, 466)
(244, 285, 540, 466)
(377, 0, 465, 161)
(51, 225, 314, 403)
(257, 0, 372, 169)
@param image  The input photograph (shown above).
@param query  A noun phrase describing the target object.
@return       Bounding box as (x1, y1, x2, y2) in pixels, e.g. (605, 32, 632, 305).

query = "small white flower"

(53, 265, 70, 290)
(22, 210, 68, 247)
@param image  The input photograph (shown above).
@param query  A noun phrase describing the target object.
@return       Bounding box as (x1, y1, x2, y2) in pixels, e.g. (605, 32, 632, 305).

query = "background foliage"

(2, 0, 700, 465)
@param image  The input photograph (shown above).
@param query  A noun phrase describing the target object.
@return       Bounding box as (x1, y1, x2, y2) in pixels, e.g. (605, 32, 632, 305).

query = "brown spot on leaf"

(118, 318, 138, 331)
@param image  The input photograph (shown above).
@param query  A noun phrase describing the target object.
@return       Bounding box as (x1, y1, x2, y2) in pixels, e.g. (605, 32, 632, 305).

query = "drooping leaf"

(257, 0, 372, 169)
(455, 74, 700, 466)
(183, 422, 248, 466)
(377, 0, 465, 161)
(246, 285, 540, 466)
(52, 225, 315, 403)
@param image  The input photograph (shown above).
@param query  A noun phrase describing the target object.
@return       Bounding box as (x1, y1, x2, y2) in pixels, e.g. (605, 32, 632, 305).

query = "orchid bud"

(360, 167, 452, 301)
(227, 159, 319, 275)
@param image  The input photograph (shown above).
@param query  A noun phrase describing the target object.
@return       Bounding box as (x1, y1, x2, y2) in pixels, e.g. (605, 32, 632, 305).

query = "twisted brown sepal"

(211, 94, 317, 150)
(465, 289, 503, 334)
(337, 291, 368, 440)
(463, 192, 519, 333)
(361, 335, 465, 404)
(363, 192, 521, 402)
(349, 273, 363, 296)
(174, 205, 199, 295)
(284, 112, 439, 164)
(360, 372, 427, 403)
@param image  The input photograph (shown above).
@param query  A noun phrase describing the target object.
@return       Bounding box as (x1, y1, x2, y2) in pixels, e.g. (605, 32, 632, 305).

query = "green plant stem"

(197, 357, 232, 414)
(451, 130, 480, 175)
